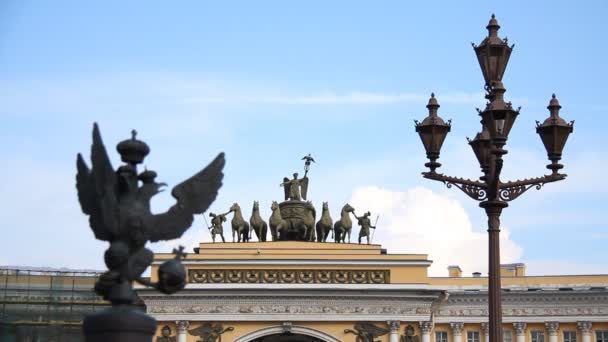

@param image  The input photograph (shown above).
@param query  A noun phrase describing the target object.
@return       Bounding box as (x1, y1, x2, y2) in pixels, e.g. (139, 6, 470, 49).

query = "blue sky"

(0, 1, 606, 276)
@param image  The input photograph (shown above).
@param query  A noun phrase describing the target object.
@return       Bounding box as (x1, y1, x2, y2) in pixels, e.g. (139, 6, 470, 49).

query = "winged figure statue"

(344, 322, 391, 342)
(280, 172, 309, 201)
(76, 123, 225, 304)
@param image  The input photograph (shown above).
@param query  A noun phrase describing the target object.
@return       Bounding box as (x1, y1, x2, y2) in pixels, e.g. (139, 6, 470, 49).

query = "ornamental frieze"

(147, 303, 430, 316)
(188, 269, 390, 284)
(436, 306, 608, 317)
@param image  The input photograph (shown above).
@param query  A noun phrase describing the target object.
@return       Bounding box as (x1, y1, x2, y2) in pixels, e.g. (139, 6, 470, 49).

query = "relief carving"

(188, 269, 390, 284)
(188, 322, 234, 342)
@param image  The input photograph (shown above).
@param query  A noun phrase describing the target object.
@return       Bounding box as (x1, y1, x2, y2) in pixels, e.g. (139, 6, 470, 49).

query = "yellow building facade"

(139, 242, 608, 342)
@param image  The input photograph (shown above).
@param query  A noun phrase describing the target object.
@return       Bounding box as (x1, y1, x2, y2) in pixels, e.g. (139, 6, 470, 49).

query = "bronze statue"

(229, 203, 249, 242)
(269, 201, 287, 241)
(209, 211, 230, 243)
(280, 172, 309, 201)
(334, 203, 355, 243)
(75, 123, 224, 301)
(156, 325, 176, 342)
(344, 322, 390, 342)
(316, 201, 334, 242)
(188, 322, 234, 342)
(302, 200, 317, 241)
(301, 153, 315, 173)
(401, 325, 420, 342)
(249, 201, 268, 242)
(353, 211, 376, 244)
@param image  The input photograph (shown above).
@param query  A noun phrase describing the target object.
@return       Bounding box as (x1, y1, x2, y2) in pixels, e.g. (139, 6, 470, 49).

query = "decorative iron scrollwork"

(423, 172, 488, 201)
(498, 174, 566, 202)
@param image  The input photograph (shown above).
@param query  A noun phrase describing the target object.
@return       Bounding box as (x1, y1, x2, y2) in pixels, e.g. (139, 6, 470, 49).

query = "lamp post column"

(481, 201, 506, 342)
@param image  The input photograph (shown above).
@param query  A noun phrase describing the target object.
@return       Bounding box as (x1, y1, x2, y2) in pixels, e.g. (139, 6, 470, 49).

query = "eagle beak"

(158, 182, 168, 192)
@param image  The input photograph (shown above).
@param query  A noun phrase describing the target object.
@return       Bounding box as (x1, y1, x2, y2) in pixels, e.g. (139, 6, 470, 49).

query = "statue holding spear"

(352, 211, 377, 245)
(207, 210, 231, 243)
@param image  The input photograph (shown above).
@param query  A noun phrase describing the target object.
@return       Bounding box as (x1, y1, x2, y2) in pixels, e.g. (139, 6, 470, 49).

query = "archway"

(233, 325, 341, 342)
(251, 333, 324, 342)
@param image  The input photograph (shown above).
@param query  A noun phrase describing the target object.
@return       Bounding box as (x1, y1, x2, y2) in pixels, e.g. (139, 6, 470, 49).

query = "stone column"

(546, 322, 559, 342)
(451, 322, 464, 342)
(513, 322, 527, 342)
(388, 321, 401, 342)
(577, 321, 592, 342)
(420, 321, 434, 342)
(176, 320, 189, 342)
(481, 323, 490, 342)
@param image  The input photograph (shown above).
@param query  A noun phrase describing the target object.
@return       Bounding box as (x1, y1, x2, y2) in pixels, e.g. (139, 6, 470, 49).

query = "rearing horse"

(249, 200, 268, 242)
(334, 203, 354, 243)
(230, 203, 250, 242)
(316, 201, 333, 242)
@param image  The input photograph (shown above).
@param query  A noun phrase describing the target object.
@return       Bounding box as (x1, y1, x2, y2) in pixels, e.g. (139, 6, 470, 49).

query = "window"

(436, 331, 448, 342)
(531, 331, 545, 342)
(468, 331, 480, 342)
(597, 331, 608, 342)
(563, 331, 576, 342)
(504, 330, 513, 342)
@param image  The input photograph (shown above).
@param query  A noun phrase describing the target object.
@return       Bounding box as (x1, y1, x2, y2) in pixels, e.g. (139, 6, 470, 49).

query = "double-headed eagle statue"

(76, 123, 225, 304)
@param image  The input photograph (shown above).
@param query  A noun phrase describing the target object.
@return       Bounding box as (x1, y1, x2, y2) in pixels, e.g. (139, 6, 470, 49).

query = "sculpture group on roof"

(205, 154, 378, 244)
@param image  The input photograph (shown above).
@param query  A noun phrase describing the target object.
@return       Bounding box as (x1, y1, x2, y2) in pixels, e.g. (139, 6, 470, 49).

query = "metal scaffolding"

(0, 267, 109, 342)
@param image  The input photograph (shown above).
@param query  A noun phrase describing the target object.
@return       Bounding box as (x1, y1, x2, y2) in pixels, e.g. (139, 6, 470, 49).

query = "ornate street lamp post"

(415, 15, 573, 342)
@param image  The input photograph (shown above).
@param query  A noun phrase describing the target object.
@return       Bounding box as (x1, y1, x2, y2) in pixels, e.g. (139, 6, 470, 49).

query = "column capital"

(450, 322, 464, 335)
(420, 321, 434, 334)
(176, 320, 189, 333)
(388, 321, 401, 333)
(545, 322, 559, 335)
(513, 322, 527, 335)
(577, 321, 592, 334)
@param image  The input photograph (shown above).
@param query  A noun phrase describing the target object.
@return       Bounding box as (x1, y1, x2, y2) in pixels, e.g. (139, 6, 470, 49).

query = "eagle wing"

(300, 176, 309, 200)
(145, 153, 225, 242)
(357, 322, 390, 337)
(188, 322, 215, 336)
(283, 177, 290, 200)
(75, 123, 118, 241)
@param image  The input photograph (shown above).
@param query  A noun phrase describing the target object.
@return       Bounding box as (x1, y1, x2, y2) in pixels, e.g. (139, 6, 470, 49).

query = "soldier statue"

(209, 211, 230, 243)
(353, 211, 376, 245)
(156, 325, 176, 342)
(401, 325, 420, 342)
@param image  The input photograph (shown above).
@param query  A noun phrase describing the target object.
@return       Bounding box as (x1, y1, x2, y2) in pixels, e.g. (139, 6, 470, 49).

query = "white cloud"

(348, 186, 523, 276)
(0, 72, 490, 115)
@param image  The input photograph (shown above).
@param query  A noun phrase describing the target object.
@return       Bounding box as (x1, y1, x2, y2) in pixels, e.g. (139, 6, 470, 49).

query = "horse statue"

(334, 203, 355, 243)
(316, 201, 333, 242)
(269, 201, 288, 240)
(249, 200, 268, 242)
(230, 203, 250, 242)
(302, 201, 316, 241)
